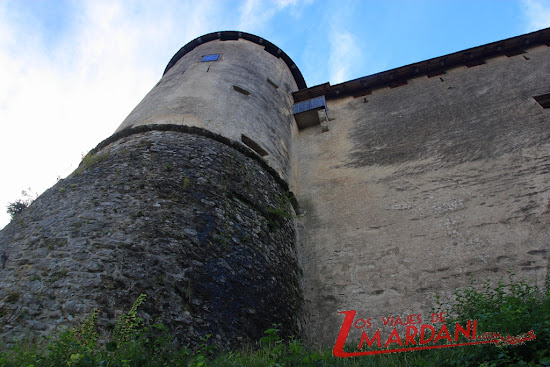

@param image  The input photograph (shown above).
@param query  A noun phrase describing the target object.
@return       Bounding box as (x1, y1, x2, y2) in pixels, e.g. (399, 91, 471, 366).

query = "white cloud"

(238, 0, 282, 32)
(0, 0, 233, 229)
(522, 0, 550, 31)
(238, 0, 313, 32)
(328, 31, 362, 84)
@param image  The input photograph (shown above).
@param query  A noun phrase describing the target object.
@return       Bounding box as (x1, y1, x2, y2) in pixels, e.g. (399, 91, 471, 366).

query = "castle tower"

(0, 31, 305, 347)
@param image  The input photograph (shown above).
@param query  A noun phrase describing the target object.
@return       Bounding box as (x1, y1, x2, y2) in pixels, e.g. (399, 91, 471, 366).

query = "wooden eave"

(293, 27, 550, 103)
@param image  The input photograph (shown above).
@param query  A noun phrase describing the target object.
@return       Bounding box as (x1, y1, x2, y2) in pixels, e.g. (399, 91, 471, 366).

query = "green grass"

(0, 275, 548, 367)
(73, 152, 109, 175)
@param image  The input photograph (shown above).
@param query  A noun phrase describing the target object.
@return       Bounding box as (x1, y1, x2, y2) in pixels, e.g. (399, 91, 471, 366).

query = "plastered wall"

(295, 45, 550, 346)
(117, 39, 299, 185)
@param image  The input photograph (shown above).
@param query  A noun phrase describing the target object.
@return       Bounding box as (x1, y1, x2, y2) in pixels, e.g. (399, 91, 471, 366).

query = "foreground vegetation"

(1, 274, 548, 367)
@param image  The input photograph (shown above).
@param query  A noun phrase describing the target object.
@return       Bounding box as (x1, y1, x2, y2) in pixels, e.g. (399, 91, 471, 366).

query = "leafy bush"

(6, 189, 35, 219)
(425, 273, 550, 366)
(6, 200, 27, 218)
(0, 276, 548, 366)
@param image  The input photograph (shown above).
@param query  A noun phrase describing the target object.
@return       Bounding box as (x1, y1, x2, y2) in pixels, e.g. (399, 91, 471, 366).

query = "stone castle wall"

(0, 30, 549, 349)
(296, 44, 550, 346)
(0, 128, 300, 347)
(117, 38, 300, 185)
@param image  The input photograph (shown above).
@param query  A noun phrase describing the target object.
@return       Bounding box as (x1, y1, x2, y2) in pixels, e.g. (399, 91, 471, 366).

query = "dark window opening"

(233, 85, 251, 96)
(201, 54, 220, 62)
(353, 90, 372, 98)
(465, 59, 486, 68)
(388, 80, 408, 89)
(241, 135, 268, 156)
(534, 93, 550, 109)
(504, 49, 526, 57)
(427, 70, 446, 78)
(267, 78, 279, 89)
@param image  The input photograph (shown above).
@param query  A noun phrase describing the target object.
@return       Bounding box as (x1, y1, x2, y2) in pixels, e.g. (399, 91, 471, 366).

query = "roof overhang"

(293, 27, 550, 103)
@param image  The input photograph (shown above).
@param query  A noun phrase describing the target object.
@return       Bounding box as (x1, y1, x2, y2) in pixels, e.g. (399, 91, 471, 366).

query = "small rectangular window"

(388, 80, 408, 89)
(201, 54, 220, 62)
(293, 96, 328, 130)
(293, 96, 326, 114)
(427, 70, 446, 78)
(241, 135, 268, 156)
(534, 93, 550, 109)
(504, 49, 526, 57)
(267, 78, 279, 89)
(353, 90, 372, 98)
(465, 59, 486, 68)
(233, 85, 251, 96)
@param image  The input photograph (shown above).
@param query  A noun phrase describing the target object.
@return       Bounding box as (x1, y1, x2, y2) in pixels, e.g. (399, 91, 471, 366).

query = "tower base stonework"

(0, 126, 300, 347)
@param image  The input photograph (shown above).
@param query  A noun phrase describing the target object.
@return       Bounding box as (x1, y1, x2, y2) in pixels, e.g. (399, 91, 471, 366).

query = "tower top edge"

(163, 30, 307, 90)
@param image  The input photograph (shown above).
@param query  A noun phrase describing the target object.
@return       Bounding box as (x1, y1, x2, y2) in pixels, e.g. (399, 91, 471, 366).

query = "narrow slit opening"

(534, 93, 550, 109)
(504, 49, 526, 57)
(241, 135, 268, 157)
(427, 70, 446, 78)
(388, 80, 408, 89)
(267, 78, 279, 89)
(233, 85, 251, 96)
(465, 59, 486, 68)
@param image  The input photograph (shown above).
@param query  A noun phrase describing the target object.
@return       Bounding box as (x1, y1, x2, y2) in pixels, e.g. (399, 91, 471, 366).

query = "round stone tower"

(117, 31, 305, 183)
(0, 31, 305, 348)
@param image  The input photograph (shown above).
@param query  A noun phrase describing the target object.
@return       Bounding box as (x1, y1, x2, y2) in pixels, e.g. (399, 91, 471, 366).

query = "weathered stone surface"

(1, 29, 549, 352)
(296, 46, 550, 346)
(0, 130, 300, 347)
(117, 38, 299, 185)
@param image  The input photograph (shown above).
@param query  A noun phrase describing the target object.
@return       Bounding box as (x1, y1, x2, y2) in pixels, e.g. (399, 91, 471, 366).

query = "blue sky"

(1, 0, 549, 228)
